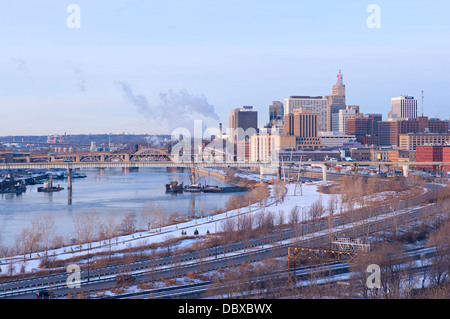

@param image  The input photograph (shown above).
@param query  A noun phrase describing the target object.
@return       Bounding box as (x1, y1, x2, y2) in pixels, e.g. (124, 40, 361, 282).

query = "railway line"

(116, 246, 438, 299)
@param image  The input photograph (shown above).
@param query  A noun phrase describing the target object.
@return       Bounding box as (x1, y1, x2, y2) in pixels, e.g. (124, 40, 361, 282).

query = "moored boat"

(37, 176, 64, 193)
(165, 181, 184, 193)
(0, 175, 27, 194)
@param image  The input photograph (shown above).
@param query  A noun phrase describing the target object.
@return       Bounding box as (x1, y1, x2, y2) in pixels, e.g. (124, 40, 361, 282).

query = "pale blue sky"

(0, 0, 449, 135)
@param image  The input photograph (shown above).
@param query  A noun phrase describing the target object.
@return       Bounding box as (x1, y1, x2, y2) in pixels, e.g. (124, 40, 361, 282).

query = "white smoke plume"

(115, 81, 220, 132)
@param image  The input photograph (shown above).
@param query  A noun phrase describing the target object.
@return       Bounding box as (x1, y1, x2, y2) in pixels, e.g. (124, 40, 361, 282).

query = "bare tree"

(252, 184, 270, 207)
(220, 218, 236, 243)
(273, 181, 285, 204)
(426, 219, 450, 286)
(288, 206, 300, 226)
(35, 214, 56, 258)
(119, 213, 136, 235)
(16, 218, 43, 260)
(308, 197, 325, 220)
(236, 213, 253, 234)
(369, 242, 405, 298)
(327, 196, 336, 217)
(103, 214, 118, 250)
(16, 227, 33, 262)
(141, 201, 156, 231)
(276, 209, 285, 227)
(152, 205, 166, 232)
(74, 211, 99, 251)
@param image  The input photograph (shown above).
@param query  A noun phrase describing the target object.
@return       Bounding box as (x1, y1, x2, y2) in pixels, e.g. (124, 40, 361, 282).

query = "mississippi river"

(0, 167, 240, 248)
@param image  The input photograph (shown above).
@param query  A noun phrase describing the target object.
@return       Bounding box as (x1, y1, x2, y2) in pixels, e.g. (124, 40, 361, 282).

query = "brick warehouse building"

(415, 145, 450, 172)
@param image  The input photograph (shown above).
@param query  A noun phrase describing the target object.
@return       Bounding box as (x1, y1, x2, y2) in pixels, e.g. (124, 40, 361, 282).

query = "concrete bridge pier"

(385, 165, 391, 177)
(402, 165, 409, 178)
(191, 167, 196, 184)
(67, 188, 72, 205)
(67, 168, 73, 190)
(321, 164, 327, 181)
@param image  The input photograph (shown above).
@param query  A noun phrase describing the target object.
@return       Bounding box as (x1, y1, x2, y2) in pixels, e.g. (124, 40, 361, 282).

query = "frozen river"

(0, 167, 240, 248)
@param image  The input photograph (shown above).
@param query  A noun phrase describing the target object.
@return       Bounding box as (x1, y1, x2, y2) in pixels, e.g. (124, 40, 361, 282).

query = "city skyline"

(1, 0, 449, 136)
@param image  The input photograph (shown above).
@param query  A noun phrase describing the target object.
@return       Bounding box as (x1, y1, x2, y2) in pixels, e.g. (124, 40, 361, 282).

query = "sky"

(0, 0, 449, 136)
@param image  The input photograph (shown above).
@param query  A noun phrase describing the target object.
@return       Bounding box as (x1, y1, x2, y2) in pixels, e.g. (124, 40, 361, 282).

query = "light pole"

(390, 206, 397, 239)
(214, 221, 217, 259)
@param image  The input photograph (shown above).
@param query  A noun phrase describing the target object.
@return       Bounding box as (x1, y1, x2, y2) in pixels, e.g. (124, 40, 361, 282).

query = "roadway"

(2, 160, 450, 170)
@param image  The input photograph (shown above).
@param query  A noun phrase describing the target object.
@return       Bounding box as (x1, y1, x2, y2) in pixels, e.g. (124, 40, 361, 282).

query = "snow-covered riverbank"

(0, 178, 336, 275)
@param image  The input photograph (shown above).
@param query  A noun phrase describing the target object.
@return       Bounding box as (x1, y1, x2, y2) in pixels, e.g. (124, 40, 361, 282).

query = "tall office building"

(338, 106, 359, 134)
(284, 96, 328, 132)
(250, 134, 296, 162)
(390, 96, 418, 120)
(266, 100, 284, 135)
(269, 101, 283, 123)
(326, 70, 346, 132)
(228, 106, 258, 143)
(346, 114, 381, 136)
(284, 109, 323, 149)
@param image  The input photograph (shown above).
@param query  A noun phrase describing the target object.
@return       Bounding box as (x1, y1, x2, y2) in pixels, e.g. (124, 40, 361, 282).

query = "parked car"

(35, 289, 53, 299)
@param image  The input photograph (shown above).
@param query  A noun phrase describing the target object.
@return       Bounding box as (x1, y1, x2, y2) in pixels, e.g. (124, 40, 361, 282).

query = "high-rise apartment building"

(390, 96, 418, 120)
(284, 96, 328, 132)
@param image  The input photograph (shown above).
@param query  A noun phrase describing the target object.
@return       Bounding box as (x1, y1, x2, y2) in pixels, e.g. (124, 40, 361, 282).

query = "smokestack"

(219, 123, 223, 139)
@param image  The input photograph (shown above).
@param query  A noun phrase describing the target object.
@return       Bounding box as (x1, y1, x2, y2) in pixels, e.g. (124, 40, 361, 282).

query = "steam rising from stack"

(116, 81, 220, 132)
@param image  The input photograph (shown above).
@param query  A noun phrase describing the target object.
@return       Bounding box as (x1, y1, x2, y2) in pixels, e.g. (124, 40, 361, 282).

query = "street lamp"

(390, 206, 397, 238)
(214, 221, 217, 259)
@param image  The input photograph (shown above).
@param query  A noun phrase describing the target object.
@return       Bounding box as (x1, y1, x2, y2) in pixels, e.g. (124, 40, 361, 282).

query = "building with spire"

(326, 70, 346, 132)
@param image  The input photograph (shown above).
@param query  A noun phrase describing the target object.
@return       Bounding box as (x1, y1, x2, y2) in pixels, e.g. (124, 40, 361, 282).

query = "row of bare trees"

(0, 201, 171, 261)
(0, 182, 274, 262)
